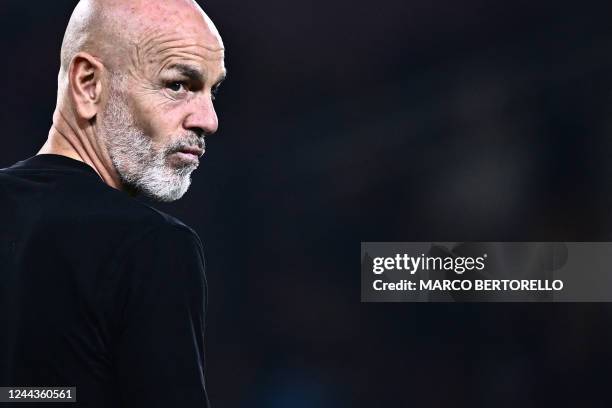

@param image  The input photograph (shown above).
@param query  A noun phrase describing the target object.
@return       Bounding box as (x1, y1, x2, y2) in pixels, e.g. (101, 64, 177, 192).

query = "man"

(0, 0, 225, 406)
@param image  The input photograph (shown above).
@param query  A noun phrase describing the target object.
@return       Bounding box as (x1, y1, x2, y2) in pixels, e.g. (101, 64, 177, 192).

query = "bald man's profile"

(0, 0, 226, 406)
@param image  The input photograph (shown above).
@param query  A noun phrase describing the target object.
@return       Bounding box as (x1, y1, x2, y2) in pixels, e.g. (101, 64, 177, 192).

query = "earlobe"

(68, 52, 104, 121)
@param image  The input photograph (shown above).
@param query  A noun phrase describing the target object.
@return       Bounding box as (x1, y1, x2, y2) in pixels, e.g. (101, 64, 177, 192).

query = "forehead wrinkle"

(136, 26, 223, 56)
(136, 34, 223, 72)
(141, 37, 224, 60)
(155, 51, 224, 79)
(156, 42, 225, 55)
(129, 43, 221, 81)
(158, 49, 225, 64)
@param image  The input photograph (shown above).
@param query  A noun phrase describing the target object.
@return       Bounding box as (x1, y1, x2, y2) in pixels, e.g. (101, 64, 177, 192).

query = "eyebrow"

(167, 64, 227, 87)
(167, 63, 204, 83)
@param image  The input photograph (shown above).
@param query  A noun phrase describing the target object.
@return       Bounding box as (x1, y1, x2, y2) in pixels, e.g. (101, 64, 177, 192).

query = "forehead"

(130, 16, 225, 78)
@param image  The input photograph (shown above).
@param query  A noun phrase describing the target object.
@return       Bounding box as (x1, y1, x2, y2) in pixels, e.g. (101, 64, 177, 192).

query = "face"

(98, 15, 226, 202)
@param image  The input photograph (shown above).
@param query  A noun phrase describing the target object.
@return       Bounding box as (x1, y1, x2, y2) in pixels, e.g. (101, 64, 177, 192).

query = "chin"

(124, 168, 194, 202)
(147, 178, 192, 202)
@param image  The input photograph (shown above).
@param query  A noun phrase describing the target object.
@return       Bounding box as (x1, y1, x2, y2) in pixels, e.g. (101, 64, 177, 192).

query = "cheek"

(129, 95, 183, 143)
(140, 109, 174, 146)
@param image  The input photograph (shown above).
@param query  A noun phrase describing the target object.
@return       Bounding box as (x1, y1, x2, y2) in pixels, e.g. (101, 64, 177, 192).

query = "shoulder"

(119, 217, 204, 259)
(111, 215, 207, 315)
(0, 154, 204, 262)
(88, 188, 206, 268)
(29, 168, 204, 264)
(108, 209, 207, 299)
(108, 217, 208, 336)
(52, 172, 202, 245)
(67, 178, 191, 230)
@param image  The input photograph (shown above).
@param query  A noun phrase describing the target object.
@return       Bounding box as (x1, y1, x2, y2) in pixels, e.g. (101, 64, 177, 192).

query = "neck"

(38, 108, 123, 190)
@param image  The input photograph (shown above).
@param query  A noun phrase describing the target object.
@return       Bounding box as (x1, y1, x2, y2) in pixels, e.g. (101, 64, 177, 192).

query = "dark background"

(3, 0, 612, 406)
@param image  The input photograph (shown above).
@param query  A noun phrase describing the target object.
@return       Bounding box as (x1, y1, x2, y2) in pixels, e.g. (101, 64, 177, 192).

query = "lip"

(177, 146, 204, 157)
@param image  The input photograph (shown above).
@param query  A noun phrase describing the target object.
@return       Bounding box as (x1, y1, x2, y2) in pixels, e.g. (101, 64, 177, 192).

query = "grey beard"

(99, 82, 202, 202)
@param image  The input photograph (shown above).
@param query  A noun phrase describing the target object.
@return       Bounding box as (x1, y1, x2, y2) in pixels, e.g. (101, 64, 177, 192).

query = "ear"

(68, 52, 104, 121)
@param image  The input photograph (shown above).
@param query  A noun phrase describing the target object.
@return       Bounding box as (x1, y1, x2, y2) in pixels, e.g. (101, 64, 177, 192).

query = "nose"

(183, 93, 219, 136)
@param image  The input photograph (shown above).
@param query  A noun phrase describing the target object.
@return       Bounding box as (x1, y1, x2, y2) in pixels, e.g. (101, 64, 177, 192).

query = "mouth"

(177, 146, 204, 157)
(170, 146, 204, 165)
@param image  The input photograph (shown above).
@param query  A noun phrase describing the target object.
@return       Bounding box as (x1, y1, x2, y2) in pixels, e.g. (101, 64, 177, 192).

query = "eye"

(166, 81, 186, 92)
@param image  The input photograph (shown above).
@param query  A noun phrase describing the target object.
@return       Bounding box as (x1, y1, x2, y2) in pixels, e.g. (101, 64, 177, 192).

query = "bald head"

(59, 0, 223, 85)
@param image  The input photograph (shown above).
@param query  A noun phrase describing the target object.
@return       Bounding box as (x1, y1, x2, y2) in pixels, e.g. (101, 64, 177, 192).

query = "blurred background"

(3, 0, 612, 406)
